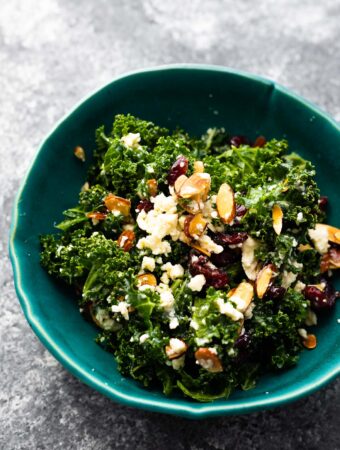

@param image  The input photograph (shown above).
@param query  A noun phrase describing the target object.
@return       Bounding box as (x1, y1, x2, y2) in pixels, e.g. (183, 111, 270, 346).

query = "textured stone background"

(1, 1, 340, 449)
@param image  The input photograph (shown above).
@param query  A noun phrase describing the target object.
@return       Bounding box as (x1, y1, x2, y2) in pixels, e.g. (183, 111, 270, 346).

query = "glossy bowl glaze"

(9, 65, 340, 418)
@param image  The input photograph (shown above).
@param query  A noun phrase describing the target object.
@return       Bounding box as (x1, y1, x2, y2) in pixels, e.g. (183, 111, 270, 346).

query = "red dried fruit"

(263, 285, 286, 301)
(167, 156, 189, 186)
(229, 136, 249, 147)
(213, 231, 248, 246)
(210, 248, 238, 267)
(136, 199, 153, 213)
(189, 253, 228, 289)
(318, 196, 328, 211)
(303, 284, 336, 311)
(235, 204, 247, 218)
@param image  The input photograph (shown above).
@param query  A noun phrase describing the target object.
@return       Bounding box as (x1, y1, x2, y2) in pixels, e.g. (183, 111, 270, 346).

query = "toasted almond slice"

(216, 183, 236, 224)
(256, 264, 276, 299)
(188, 213, 208, 239)
(117, 230, 135, 252)
(195, 348, 223, 373)
(86, 211, 107, 221)
(147, 179, 158, 197)
(104, 194, 131, 216)
(315, 223, 340, 245)
(298, 243, 313, 252)
(179, 198, 202, 215)
(272, 204, 283, 235)
(302, 334, 317, 349)
(190, 242, 211, 256)
(178, 173, 211, 199)
(74, 146, 86, 162)
(194, 161, 204, 173)
(165, 339, 188, 360)
(174, 174, 188, 195)
(228, 281, 254, 312)
(137, 273, 157, 287)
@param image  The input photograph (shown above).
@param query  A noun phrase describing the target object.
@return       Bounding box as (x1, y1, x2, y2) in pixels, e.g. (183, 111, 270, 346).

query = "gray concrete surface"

(1, 1, 340, 449)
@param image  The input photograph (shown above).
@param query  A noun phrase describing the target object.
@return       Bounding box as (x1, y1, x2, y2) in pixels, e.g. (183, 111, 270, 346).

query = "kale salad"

(40, 114, 340, 402)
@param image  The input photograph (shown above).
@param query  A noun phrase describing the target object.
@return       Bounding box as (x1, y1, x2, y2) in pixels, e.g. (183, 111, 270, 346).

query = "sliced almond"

(165, 339, 188, 360)
(216, 183, 236, 224)
(302, 334, 317, 349)
(147, 179, 158, 197)
(194, 161, 204, 173)
(298, 243, 313, 252)
(104, 194, 131, 216)
(256, 264, 276, 299)
(190, 242, 211, 257)
(137, 273, 157, 287)
(194, 348, 223, 373)
(272, 204, 283, 235)
(320, 247, 340, 273)
(74, 146, 86, 162)
(179, 198, 201, 215)
(315, 223, 340, 245)
(227, 281, 254, 312)
(86, 211, 107, 221)
(117, 230, 135, 252)
(174, 174, 188, 195)
(188, 213, 208, 239)
(178, 173, 211, 199)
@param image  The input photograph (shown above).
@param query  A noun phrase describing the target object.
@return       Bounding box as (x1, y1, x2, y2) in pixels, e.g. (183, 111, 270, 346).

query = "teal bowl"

(9, 65, 340, 418)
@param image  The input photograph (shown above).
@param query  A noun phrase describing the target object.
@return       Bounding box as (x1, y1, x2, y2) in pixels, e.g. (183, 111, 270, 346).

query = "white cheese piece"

(244, 302, 255, 320)
(120, 132, 141, 149)
(296, 212, 304, 223)
(159, 290, 175, 313)
(94, 308, 116, 330)
(161, 262, 185, 280)
(215, 298, 244, 321)
(242, 237, 260, 280)
(187, 274, 206, 292)
(111, 301, 130, 320)
(294, 281, 306, 293)
(141, 256, 156, 272)
(305, 308, 318, 326)
(189, 319, 199, 330)
(298, 328, 308, 339)
(197, 235, 223, 254)
(281, 270, 298, 289)
(169, 317, 179, 329)
(308, 227, 330, 254)
(139, 333, 149, 344)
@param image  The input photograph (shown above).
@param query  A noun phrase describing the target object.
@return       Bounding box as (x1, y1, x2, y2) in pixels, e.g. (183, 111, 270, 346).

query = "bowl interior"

(11, 66, 340, 417)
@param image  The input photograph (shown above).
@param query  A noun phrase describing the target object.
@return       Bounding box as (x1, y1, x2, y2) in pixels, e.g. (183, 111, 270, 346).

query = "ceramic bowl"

(10, 65, 340, 418)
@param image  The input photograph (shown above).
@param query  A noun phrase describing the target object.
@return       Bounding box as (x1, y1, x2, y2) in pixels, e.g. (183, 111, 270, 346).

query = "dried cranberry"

(235, 204, 247, 218)
(253, 135, 266, 147)
(229, 135, 249, 147)
(264, 285, 286, 301)
(189, 253, 228, 289)
(318, 196, 328, 211)
(235, 333, 251, 350)
(210, 248, 238, 267)
(213, 231, 248, 246)
(303, 284, 335, 311)
(167, 156, 189, 186)
(136, 199, 153, 213)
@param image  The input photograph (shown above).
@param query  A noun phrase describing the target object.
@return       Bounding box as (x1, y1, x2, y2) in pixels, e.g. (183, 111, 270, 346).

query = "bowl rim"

(9, 64, 340, 418)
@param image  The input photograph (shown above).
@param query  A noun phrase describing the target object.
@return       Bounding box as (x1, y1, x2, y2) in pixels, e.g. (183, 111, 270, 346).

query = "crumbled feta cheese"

(111, 301, 130, 320)
(308, 227, 330, 254)
(139, 333, 149, 344)
(172, 354, 185, 370)
(151, 193, 177, 214)
(294, 281, 306, 293)
(159, 290, 175, 313)
(242, 237, 260, 280)
(161, 262, 184, 280)
(281, 270, 298, 289)
(195, 337, 209, 346)
(197, 235, 223, 254)
(141, 256, 156, 272)
(138, 284, 156, 292)
(296, 212, 304, 223)
(187, 274, 206, 292)
(137, 236, 172, 255)
(120, 132, 141, 149)
(215, 298, 244, 321)
(160, 272, 170, 285)
(169, 317, 179, 329)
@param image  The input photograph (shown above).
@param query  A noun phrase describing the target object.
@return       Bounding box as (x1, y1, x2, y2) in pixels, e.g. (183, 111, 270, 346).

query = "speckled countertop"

(1, 1, 340, 449)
